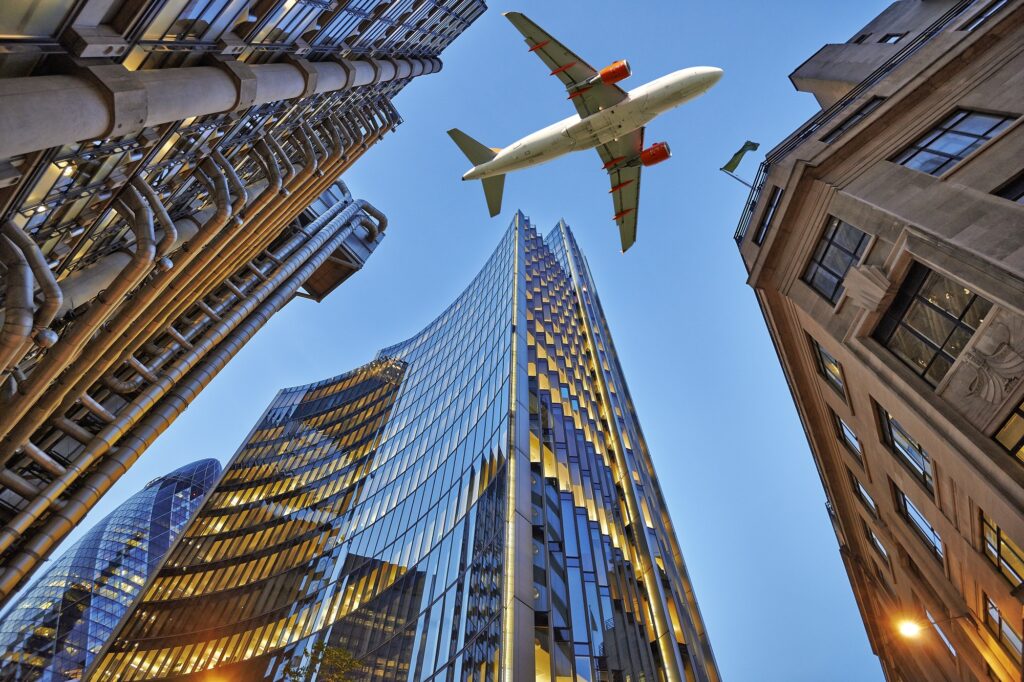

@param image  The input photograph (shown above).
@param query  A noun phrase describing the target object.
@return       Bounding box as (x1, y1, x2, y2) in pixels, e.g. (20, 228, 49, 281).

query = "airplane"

(448, 11, 723, 252)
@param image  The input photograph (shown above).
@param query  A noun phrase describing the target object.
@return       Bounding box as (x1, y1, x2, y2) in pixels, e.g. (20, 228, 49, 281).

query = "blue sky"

(47, 2, 895, 679)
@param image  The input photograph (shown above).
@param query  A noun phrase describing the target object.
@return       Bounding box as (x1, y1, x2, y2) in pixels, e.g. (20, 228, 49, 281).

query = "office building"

(734, 1, 1024, 679)
(94, 214, 719, 681)
(0, 0, 486, 605)
(0, 459, 221, 680)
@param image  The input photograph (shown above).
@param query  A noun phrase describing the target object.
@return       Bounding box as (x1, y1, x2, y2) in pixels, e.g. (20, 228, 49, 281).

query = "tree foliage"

(282, 642, 361, 681)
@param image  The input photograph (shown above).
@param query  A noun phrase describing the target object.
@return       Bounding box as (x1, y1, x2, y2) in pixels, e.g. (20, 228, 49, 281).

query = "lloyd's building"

(93, 214, 719, 682)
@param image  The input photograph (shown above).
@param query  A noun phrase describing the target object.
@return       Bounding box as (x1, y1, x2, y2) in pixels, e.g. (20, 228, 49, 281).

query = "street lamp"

(897, 619, 924, 638)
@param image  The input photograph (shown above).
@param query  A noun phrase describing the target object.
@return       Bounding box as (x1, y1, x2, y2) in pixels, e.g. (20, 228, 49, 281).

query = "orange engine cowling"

(640, 142, 672, 167)
(599, 60, 631, 85)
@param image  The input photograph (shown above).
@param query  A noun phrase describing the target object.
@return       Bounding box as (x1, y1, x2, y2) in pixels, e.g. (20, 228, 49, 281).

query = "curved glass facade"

(94, 214, 718, 682)
(0, 459, 221, 681)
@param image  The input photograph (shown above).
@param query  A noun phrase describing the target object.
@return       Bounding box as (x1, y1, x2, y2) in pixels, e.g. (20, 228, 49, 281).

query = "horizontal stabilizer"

(447, 128, 498, 166)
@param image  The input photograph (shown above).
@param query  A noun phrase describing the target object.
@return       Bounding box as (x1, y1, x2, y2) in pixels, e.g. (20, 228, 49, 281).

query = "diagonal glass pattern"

(91, 214, 719, 682)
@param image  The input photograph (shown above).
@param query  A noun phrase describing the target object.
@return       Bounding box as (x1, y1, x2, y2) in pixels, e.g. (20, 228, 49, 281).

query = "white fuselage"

(463, 65, 723, 181)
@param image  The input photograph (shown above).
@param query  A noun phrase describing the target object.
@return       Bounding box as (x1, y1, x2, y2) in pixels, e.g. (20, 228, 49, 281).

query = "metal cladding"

(0, 459, 221, 680)
(0, 0, 487, 607)
(92, 214, 720, 682)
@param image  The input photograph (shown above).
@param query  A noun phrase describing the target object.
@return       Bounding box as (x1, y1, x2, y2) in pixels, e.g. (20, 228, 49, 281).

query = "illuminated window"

(981, 511, 1024, 587)
(893, 110, 1014, 175)
(984, 594, 1023, 663)
(811, 339, 845, 395)
(873, 263, 991, 387)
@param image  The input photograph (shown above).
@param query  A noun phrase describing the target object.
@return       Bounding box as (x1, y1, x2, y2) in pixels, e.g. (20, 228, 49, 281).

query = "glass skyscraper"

(0, 459, 221, 680)
(94, 214, 719, 681)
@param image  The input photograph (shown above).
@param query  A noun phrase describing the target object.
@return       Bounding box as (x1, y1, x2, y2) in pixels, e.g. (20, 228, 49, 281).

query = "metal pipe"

(2, 221, 62, 347)
(0, 202, 367, 573)
(0, 185, 159, 453)
(0, 235, 34, 372)
(131, 177, 177, 258)
(212, 150, 248, 216)
(0, 57, 443, 159)
(18, 441, 65, 477)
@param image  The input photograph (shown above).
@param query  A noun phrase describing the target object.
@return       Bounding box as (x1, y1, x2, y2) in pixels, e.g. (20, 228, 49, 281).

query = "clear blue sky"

(48, 2, 894, 679)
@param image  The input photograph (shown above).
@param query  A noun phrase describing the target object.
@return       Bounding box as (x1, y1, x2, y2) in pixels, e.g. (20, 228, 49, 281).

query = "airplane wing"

(504, 11, 628, 119)
(596, 128, 644, 252)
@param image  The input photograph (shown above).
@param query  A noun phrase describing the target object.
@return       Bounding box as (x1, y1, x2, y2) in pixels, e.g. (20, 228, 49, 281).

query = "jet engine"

(599, 60, 631, 85)
(640, 142, 671, 166)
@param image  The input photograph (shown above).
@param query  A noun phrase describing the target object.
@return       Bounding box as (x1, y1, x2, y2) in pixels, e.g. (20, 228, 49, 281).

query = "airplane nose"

(699, 67, 724, 88)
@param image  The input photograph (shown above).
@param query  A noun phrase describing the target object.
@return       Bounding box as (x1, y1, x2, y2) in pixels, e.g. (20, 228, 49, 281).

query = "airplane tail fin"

(448, 128, 505, 217)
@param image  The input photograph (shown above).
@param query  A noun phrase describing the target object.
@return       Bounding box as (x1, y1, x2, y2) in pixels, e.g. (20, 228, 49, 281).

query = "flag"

(720, 141, 759, 173)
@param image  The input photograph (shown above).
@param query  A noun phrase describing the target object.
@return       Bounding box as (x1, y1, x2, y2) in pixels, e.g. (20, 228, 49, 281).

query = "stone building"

(734, 1, 1024, 679)
(0, 0, 485, 607)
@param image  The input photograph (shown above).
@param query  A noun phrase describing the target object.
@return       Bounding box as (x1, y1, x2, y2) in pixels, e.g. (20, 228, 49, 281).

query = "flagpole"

(719, 169, 753, 189)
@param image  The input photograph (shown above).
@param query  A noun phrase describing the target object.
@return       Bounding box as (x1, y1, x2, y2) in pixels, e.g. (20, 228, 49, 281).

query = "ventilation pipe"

(0, 235, 33, 373)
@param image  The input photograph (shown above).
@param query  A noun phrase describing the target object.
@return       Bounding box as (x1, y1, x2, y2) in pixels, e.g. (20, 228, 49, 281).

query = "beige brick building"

(735, 1, 1024, 679)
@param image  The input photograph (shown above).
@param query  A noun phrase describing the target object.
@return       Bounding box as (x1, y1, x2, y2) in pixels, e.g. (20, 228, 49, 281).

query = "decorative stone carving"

(843, 264, 890, 312)
(939, 308, 1024, 430)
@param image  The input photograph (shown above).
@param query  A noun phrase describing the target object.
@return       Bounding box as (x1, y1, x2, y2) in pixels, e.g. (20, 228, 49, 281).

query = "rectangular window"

(995, 171, 1024, 204)
(984, 594, 1023, 663)
(878, 406, 934, 491)
(895, 486, 943, 559)
(996, 399, 1024, 465)
(963, 0, 1010, 31)
(850, 470, 878, 516)
(834, 411, 862, 456)
(812, 339, 845, 395)
(753, 186, 783, 245)
(873, 262, 992, 387)
(927, 609, 957, 658)
(981, 511, 1024, 587)
(822, 97, 885, 144)
(802, 217, 870, 303)
(893, 110, 1014, 175)
(879, 32, 906, 44)
(865, 521, 890, 563)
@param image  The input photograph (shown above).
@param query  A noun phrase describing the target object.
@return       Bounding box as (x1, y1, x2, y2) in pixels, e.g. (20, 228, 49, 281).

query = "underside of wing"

(504, 11, 627, 119)
(597, 129, 644, 252)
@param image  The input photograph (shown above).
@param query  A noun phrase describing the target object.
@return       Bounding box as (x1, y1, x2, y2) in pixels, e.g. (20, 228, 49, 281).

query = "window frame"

(963, 0, 1010, 31)
(864, 520, 890, 564)
(981, 510, 1024, 588)
(801, 216, 871, 303)
(753, 186, 783, 245)
(849, 469, 878, 516)
(822, 97, 886, 144)
(892, 109, 1015, 176)
(879, 32, 906, 44)
(994, 170, 1024, 204)
(877, 404, 935, 492)
(984, 593, 1024, 664)
(894, 485, 944, 560)
(995, 399, 1024, 466)
(873, 262, 993, 388)
(834, 410, 863, 458)
(811, 338, 846, 397)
